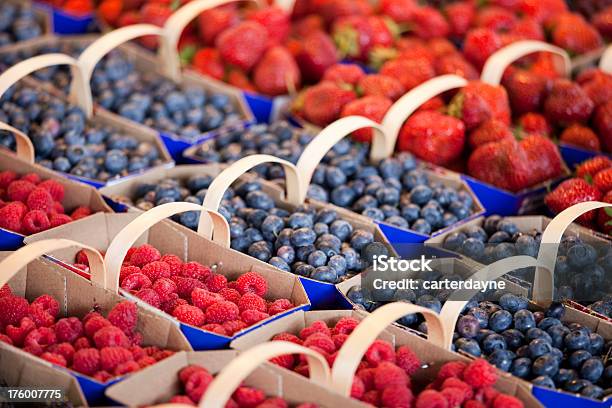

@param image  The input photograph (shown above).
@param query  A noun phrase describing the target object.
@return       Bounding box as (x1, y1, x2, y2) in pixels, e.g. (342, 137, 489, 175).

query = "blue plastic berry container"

(33, 2, 95, 35)
(559, 143, 611, 170)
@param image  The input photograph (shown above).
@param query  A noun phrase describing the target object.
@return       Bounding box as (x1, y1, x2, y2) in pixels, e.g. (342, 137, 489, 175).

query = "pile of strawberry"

(168, 363, 321, 407)
(546, 155, 612, 234)
(0, 287, 175, 382)
(268, 318, 524, 407)
(76, 244, 296, 336)
(0, 171, 94, 235)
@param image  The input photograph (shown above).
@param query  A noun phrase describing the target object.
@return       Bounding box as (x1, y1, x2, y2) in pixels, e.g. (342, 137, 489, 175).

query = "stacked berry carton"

(32, 1, 95, 35)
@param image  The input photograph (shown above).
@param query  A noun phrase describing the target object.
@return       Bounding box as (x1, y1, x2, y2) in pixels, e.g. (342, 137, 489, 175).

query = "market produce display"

(0, 2, 44, 47)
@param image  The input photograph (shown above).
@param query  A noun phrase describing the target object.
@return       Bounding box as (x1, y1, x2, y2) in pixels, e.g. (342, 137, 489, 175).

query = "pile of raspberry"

(77, 244, 296, 336)
(0, 286, 175, 382)
(167, 363, 321, 407)
(0, 170, 94, 234)
(270, 319, 525, 408)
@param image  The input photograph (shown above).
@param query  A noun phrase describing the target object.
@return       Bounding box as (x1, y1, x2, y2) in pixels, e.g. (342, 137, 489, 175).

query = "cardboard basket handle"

(600, 45, 612, 74)
(0, 121, 34, 163)
(0, 239, 107, 291)
(535, 201, 611, 303)
(331, 302, 448, 397)
(104, 202, 230, 292)
(295, 116, 390, 202)
(381, 75, 468, 151)
(0, 54, 92, 118)
(199, 154, 302, 238)
(481, 40, 571, 85)
(199, 341, 331, 408)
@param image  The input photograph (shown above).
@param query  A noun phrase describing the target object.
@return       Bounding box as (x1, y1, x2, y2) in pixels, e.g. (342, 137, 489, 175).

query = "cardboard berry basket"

(106, 346, 372, 407)
(32, 1, 95, 35)
(0, 142, 113, 250)
(23, 204, 311, 350)
(0, 239, 193, 405)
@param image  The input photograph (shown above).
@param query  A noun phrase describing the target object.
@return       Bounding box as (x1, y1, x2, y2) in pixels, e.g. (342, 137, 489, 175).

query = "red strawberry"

(577, 68, 612, 107)
(357, 74, 405, 101)
(463, 28, 502, 70)
(227, 69, 257, 93)
(559, 124, 601, 152)
(594, 101, 612, 152)
(593, 6, 612, 39)
(449, 81, 511, 130)
(315, 0, 373, 25)
(445, 1, 476, 38)
(544, 79, 594, 125)
(594, 168, 612, 194)
(299, 82, 357, 127)
(247, 6, 290, 46)
(380, 57, 435, 91)
(597, 190, 612, 235)
(295, 31, 338, 83)
(502, 70, 551, 115)
(379, 0, 418, 23)
(434, 53, 479, 80)
(192, 48, 224, 81)
(576, 156, 612, 179)
(253, 47, 301, 96)
(139, 3, 172, 49)
(292, 15, 325, 38)
(333, 16, 395, 61)
(411, 7, 450, 40)
(552, 15, 603, 54)
(428, 38, 458, 58)
(517, 113, 551, 136)
(197, 5, 238, 46)
(322, 63, 365, 86)
(341, 96, 392, 142)
(545, 178, 602, 224)
(476, 6, 517, 32)
(467, 138, 531, 192)
(509, 17, 545, 41)
(520, 134, 564, 185)
(468, 119, 513, 149)
(216, 21, 269, 72)
(395, 37, 434, 63)
(397, 111, 466, 166)
(519, 0, 568, 23)
(117, 11, 140, 27)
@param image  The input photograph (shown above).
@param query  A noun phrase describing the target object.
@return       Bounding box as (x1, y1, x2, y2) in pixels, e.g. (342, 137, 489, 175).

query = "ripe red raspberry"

(191, 288, 223, 310)
(333, 317, 359, 335)
(161, 295, 188, 314)
(70, 206, 92, 220)
(206, 274, 228, 292)
(0, 334, 12, 345)
(222, 319, 248, 335)
(258, 397, 289, 408)
(415, 389, 447, 408)
(7, 180, 36, 202)
(52, 201, 64, 215)
(6, 317, 36, 346)
(38, 180, 65, 201)
(40, 352, 67, 367)
(465, 400, 486, 408)
(201, 323, 228, 335)
(185, 369, 214, 403)
(121, 273, 153, 291)
(0, 202, 26, 231)
(20, 173, 40, 184)
(235, 272, 267, 296)
(26, 187, 54, 213)
(179, 364, 208, 384)
(270, 353, 294, 369)
(119, 265, 141, 283)
(381, 385, 414, 408)
(463, 359, 497, 389)
(303, 332, 336, 354)
(476, 386, 500, 404)
(332, 333, 348, 349)
(142, 261, 172, 281)
(233, 386, 265, 407)
(114, 360, 140, 376)
(267, 298, 294, 315)
(93, 371, 112, 383)
(173, 304, 205, 326)
(129, 244, 161, 267)
(299, 321, 331, 340)
(73, 336, 91, 350)
(136, 288, 161, 308)
(55, 317, 83, 343)
(356, 367, 376, 391)
(205, 301, 239, 324)
(492, 394, 523, 408)
(441, 377, 473, 400)
(31, 294, 59, 318)
(129, 345, 146, 360)
(237, 292, 267, 313)
(49, 213, 72, 228)
(108, 301, 138, 336)
(0, 170, 17, 188)
(181, 261, 212, 281)
(160, 254, 183, 275)
(175, 277, 206, 299)
(100, 346, 134, 372)
(375, 361, 409, 390)
(137, 356, 157, 368)
(152, 277, 177, 301)
(241, 310, 269, 325)
(47, 342, 75, 364)
(219, 288, 241, 304)
(169, 395, 194, 404)
(396, 345, 421, 375)
(350, 376, 365, 399)
(365, 339, 396, 366)
(29, 303, 55, 327)
(93, 326, 130, 348)
(437, 361, 467, 381)
(441, 386, 469, 407)
(129, 332, 143, 347)
(22, 210, 51, 234)
(24, 327, 57, 350)
(0, 284, 12, 298)
(0, 295, 29, 325)
(272, 332, 303, 345)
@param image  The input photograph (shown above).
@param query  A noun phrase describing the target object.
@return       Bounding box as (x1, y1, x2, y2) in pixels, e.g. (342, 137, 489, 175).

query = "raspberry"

(191, 288, 223, 310)
(441, 387, 468, 407)
(93, 326, 130, 348)
(475, 387, 499, 404)
(179, 364, 208, 384)
(356, 367, 376, 391)
(205, 301, 239, 324)
(114, 360, 140, 376)
(136, 288, 162, 308)
(299, 321, 331, 340)
(31, 294, 59, 318)
(47, 342, 75, 364)
(267, 298, 294, 315)
(185, 369, 214, 403)
(219, 288, 241, 304)
(0, 284, 12, 298)
(332, 317, 359, 335)
(40, 352, 67, 367)
(272, 332, 303, 344)
(52, 201, 64, 214)
(7, 180, 36, 202)
(129, 345, 146, 360)
(38, 180, 65, 201)
(238, 292, 267, 313)
(465, 400, 486, 408)
(129, 244, 161, 267)
(492, 394, 523, 408)
(26, 188, 54, 213)
(350, 376, 365, 399)
(206, 274, 228, 292)
(362, 390, 380, 405)
(0, 334, 12, 345)
(70, 206, 92, 220)
(142, 261, 171, 281)
(22, 210, 51, 234)
(0, 202, 26, 231)
(173, 305, 205, 326)
(381, 385, 414, 408)
(100, 346, 134, 372)
(84, 315, 112, 338)
(303, 332, 336, 354)
(375, 361, 409, 390)
(181, 261, 212, 281)
(137, 356, 157, 368)
(258, 397, 288, 408)
(332, 333, 348, 349)
(152, 278, 177, 301)
(29, 304, 55, 327)
(233, 386, 265, 407)
(108, 301, 138, 336)
(222, 320, 248, 335)
(55, 317, 83, 343)
(161, 295, 188, 314)
(235, 272, 267, 296)
(74, 336, 91, 350)
(121, 273, 152, 291)
(365, 339, 396, 366)
(441, 378, 473, 400)
(21, 173, 40, 184)
(49, 213, 72, 228)
(0, 170, 17, 188)
(415, 390, 448, 408)
(436, 361, 466, 381)
(129, 332, 143, 346)
(175, 277, 206, 298)
(93, 371, 112, 383)
(119, 265, 141, 282)
(396, 345, 421, 375)
(241, 310, 269, 325)
(0, 295, 29, 325)
(270, 353, 294, 369)
(6, 317, 36, 346)
(463, 359, 497, 389)
(201, 323, 228, 335)
(160, 254, 183, 275)
(24, 327, 56, 349)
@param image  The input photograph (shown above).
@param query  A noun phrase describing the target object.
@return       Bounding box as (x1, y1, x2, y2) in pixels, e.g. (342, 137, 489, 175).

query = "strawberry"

(594, 101, 612, 152)
(519, 0, 568, 23)
(341, 96, 393, 142)
(322, 63, 365, 87)
(411, 7, 450, 40)
(117, 11, 140, 27)
(227, 69, 257, 93)
(380, 57, 435, 91)
(597, 191, 612, 235)
(517, 113, 551, 136)
(434, 53, 479, 80)
(397, 110, 465, 166)
(468, 138, 532, 192)
(468, 119, 513, 149)
(395, 37, 435, 63)
(463, 28, 502, 70)
(98, 0, 123, 25)
(197, 5, 238, 46)
(559, 124, 601, 152)
(449, 81, 511, 130)
(247, 6, 290, 46)
(552, 15, 603, 54)
(577, 68, 612, 107)
(576, 156, 612, 179)
(544, 79, 594, 125)
(509, 17, 545, 41)
(379, 0, 418, 23)
(527, 53, 562, 80)
(502, 70, 550, 115)
(545, 178, 602, 224)
(299, 82, 357, 127)
(520, 134, 564, 185)
(292, 15, 325, 38)
(445, 1, 475, 38)
(216, 21, 269, 72)
(594, 167, 612, 192)
(139, 3, 172, 49)
(295, 31, 338, 83)
(333, 16, 395, 61)
(315, 0, 373, 25)
(253, 47, 301, 96)
(475, 6, 517, 32)
(357, 74, 405, 101)
(593, 6, 612, 39)
(192, 48, 225, 81)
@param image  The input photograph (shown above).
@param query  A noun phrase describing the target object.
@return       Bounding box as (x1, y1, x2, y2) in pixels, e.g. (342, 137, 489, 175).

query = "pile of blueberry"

(454, 295, 611, 400)
(0, 84, 164, 182)
(0, 3, 42, 48)
(442, 216, 612, 314)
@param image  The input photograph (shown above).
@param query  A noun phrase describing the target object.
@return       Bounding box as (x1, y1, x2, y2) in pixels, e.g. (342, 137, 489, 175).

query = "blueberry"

(513, 309, 536, 332)
(532, 376, 556, 389)
(410, 185, 433, 205)
(580, 358, 604, 382)
(313, 222, 329, 236)
(269, 257, 291, 272)
(526, 328, 552, 344)
(567, 243, 598, 268)
(402, 170, 427, 190)
(457, 315, 480, 338)
(516, 235, 538, 257)
(564, 379, 591, 393)
(411, 219, 431, 235)
(455, 338, 482, 356)
(385, 216, 409, 228)
(401, 204, 421, 223)
(375, 187, 400, 206)
(331, 186, 356, 207)
(325, 167, 347, 188)
(483, 333, 507, 354)
(488, 231, 511, 243)
(248, 241, 272, 262)
(353, 195, 378, 212)
(449, 201, 470, 219)
(310, 266, 338, 283)
(444, 232, 467, 251)
(464, 226, 488, 242)
(461, 238, 485, 260)
(328, 255, 347, 275)
(497, 219, 519, 235)
(511, 357, 532, 378)
(316, 209, 337, 225)
(420, 205, 443, 229)
(350, 230, 374, 251)
(307, 250, 327, 268)
(533, 354, 560, 378)
(529, 338, 553, 358)
(379, 158, 402, 179)
(589, 333, 605, 355)
(554, 368, 578, 386)
(362, 207, 385, 222)
(179, 211, 200, 230)
(580, 385, 604, 399)
(545, 302, 565, 319)
(564, 330, 591, 351)
(342, 247, 360, 270)
(538, 317, 562, 332)
(499, 294, 525, 313)
(291, 228, 317, 247)
(502, 329, 525, 350)
(294, 263, 314, 277)
(295, 244, 315, 262)
(488, 349, 514, 371)
(569, 350, 592, 369)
